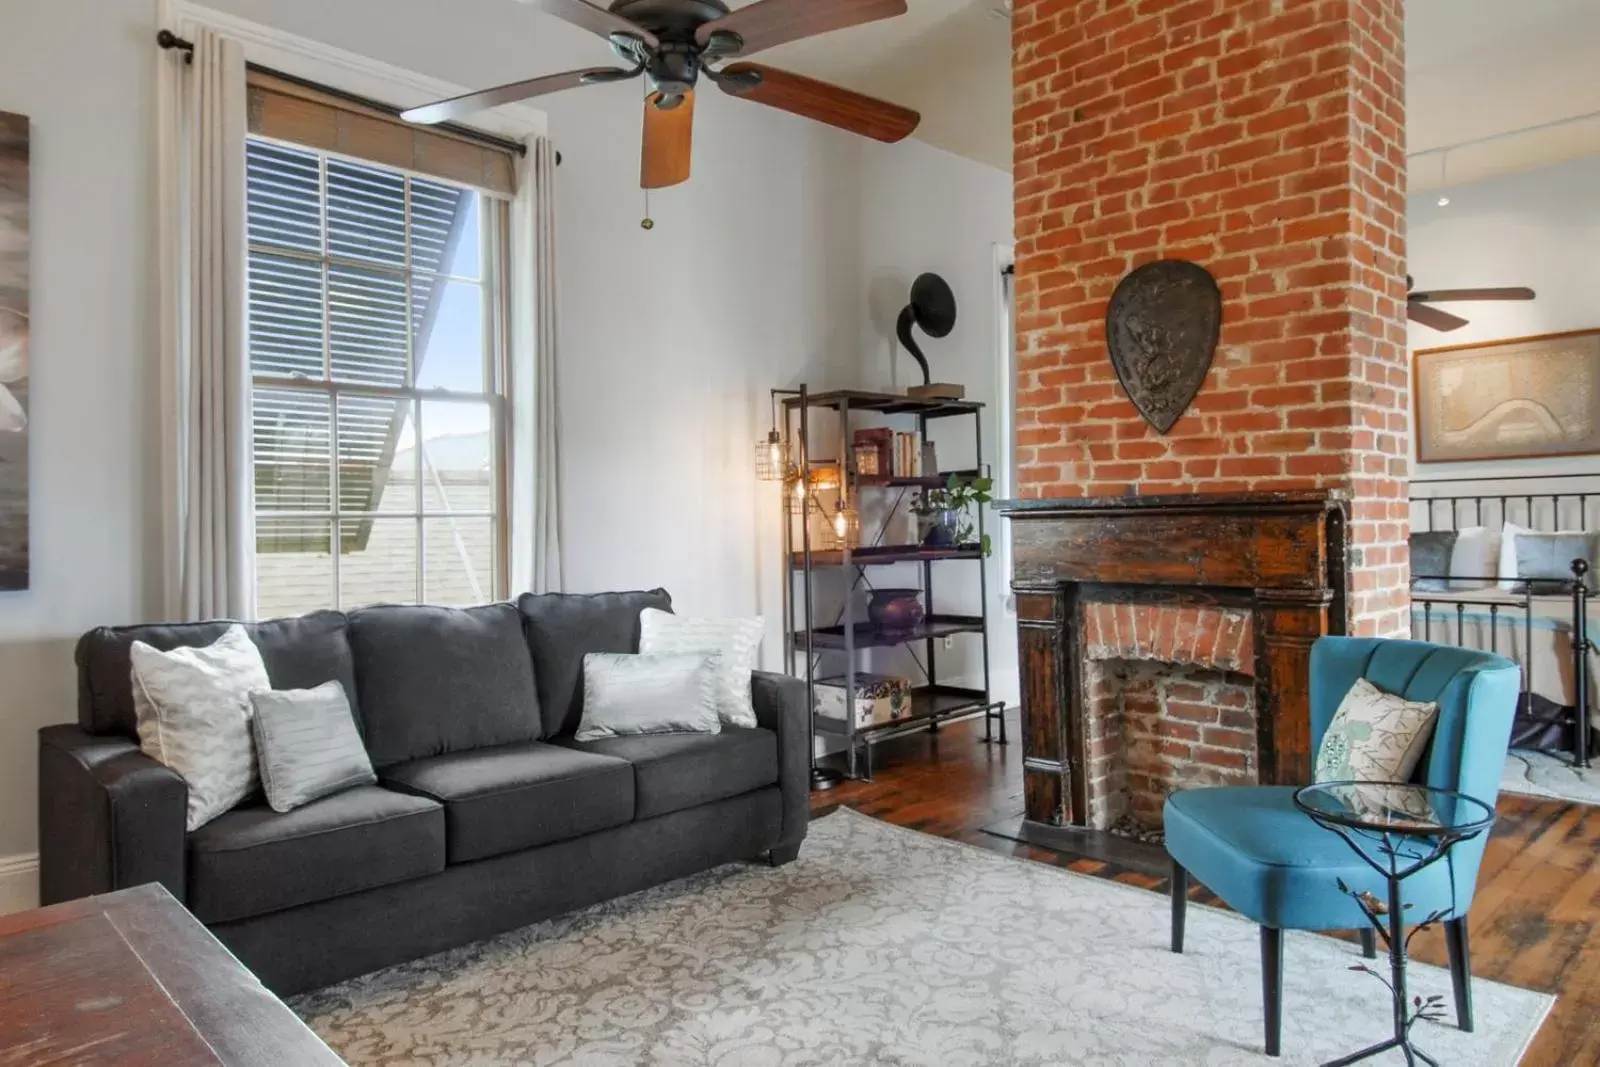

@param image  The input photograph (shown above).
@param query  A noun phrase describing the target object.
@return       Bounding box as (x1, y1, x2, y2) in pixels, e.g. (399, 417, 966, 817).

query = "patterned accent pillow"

(249, 681, 376, 813)
(130, 625, 269, 830)
(575, 652, 722, 742)
(638, 608, 764, 728)
(1314, 677, 1439, 785)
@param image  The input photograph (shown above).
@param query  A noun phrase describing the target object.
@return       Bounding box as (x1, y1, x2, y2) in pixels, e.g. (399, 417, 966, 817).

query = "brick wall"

(1012, 0, 1409, 636)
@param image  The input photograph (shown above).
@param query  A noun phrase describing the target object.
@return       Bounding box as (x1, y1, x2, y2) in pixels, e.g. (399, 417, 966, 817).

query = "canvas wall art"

(1414, 329, 1600, 464)
(0, 109, 27, 591)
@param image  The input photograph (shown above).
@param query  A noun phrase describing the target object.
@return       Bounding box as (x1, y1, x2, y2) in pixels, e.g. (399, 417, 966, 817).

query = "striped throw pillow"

(638, 608, 764, 728)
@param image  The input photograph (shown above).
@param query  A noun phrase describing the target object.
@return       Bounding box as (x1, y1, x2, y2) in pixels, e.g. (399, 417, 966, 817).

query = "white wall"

(1410, 154, 1600, 485)
(0, 0, 1015, 900)
(853, 137, 1017, 705)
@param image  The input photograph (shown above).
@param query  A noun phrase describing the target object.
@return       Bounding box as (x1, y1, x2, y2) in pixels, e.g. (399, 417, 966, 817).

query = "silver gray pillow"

(249, 681, 376, 813)
(575, 652, 722, 742)
(1513, 531, 1598, 594)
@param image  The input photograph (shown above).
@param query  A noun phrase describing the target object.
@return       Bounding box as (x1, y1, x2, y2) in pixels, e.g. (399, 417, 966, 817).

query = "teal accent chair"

(1164, 638, 1520, 1057)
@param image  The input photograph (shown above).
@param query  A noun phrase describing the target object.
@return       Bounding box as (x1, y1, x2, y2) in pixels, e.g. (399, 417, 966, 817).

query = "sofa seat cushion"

(558, 727, 778, 820)
(382, 742, 635, 863)
(187, 785, 444, 924)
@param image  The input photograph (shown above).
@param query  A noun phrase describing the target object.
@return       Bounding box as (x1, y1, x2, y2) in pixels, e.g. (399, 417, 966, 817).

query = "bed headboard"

(1411, 472, 1600, 535)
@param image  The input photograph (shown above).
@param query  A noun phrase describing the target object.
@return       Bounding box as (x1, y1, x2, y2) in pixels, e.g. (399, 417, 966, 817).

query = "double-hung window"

(246, 137, 509, 616)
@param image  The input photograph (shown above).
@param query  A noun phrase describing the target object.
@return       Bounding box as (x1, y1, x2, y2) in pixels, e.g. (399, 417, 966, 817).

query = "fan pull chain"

(642, 187, 654, 230)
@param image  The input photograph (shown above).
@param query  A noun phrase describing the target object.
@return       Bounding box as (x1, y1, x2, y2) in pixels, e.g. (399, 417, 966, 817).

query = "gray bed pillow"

(1513, 531, 1598, 594)
(1409, 531, 1458, 593)
(249, 681, 376, 813)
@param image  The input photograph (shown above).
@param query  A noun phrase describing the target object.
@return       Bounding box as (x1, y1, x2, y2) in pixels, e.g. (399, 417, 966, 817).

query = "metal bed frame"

(1411, 473, 1594, 768)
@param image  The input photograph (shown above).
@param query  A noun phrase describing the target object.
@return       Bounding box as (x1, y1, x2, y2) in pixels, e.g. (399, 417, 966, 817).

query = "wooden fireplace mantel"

(997, 489, 1351, 828)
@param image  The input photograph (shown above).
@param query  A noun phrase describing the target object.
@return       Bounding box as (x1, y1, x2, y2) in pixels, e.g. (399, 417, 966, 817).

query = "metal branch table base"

(1294, 782, 1496, 1067)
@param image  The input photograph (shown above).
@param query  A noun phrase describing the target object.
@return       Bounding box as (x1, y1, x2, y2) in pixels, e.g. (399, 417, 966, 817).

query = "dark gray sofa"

(37, 589, 809, 995)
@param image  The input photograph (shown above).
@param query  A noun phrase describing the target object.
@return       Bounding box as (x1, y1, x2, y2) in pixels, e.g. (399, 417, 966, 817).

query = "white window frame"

(248, 140, 510, 609)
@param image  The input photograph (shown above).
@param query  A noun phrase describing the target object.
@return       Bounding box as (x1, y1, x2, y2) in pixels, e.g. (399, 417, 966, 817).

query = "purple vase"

(867, 589, 925, 633)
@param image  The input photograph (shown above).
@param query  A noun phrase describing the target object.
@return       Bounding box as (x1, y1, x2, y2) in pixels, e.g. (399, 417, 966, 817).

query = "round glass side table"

(1293, 781, 1496, 1067)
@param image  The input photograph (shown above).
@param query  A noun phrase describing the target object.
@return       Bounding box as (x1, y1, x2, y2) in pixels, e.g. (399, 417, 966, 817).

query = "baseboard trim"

(0, 854, 39, 915)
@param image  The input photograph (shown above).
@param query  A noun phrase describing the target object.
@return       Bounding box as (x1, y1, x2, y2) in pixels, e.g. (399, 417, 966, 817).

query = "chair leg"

(1359, 925, 1377, 960)
(1445, 918, 1474, 1032)
(1170, 858, 1188, 954)
(1261, 926, 1283, 1058)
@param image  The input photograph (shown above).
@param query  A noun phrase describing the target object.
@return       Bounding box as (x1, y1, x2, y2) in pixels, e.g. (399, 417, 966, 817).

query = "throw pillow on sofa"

(575, 651, 722, 741)
(638, 607, 763, 728)
(130, 624, 269, 831)
(1314, 676, 1438, 786)
(249, 681, 376, 813)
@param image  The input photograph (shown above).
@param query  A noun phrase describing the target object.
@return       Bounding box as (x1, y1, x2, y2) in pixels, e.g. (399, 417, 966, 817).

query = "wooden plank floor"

(811, 711, 1600, 1066)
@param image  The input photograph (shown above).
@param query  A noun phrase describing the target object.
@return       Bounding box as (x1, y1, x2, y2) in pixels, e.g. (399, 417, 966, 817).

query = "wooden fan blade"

(1408, 287, 1536, 303)
(403, 68, 626, 124)
(719, 64, 919, 143)
(1408, 302, 1470, 332)
(697, 0, 906, 56)
(642, 91, 694, 189)
(519, 0, 659, 48)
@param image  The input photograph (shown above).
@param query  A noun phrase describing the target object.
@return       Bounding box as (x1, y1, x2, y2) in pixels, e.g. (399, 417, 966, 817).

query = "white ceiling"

(751, 0, 1600, 182)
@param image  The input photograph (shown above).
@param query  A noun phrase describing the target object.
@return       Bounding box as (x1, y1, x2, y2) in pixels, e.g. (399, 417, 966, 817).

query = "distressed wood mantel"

(997, 490, 1351, 828)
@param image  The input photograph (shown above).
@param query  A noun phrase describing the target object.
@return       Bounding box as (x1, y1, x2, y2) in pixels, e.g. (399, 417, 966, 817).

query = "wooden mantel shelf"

(996, 488, 1351, 516)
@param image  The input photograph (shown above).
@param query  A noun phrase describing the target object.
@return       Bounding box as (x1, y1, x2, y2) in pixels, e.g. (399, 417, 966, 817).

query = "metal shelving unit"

(781, 384, 1007, 783)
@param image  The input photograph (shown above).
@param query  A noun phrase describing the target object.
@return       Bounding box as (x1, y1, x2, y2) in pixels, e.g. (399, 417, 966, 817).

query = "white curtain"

(509, 138, 564, 594)
(157, 27, 253, 620)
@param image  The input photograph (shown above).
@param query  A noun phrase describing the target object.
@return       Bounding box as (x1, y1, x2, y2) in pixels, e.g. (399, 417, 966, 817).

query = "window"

(247, 138, 508, 616)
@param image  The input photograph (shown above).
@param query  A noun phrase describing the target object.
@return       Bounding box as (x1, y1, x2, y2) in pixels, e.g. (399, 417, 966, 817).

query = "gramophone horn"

(896, 272, 957, 386)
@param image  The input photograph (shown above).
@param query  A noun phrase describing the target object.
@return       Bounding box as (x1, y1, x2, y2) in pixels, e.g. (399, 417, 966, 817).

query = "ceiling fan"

(402, 0, 921, 189)
(1407, 276, 1536, 332)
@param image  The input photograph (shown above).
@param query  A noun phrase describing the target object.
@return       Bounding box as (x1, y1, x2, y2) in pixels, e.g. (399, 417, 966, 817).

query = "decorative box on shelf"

(814, 673, 913, 728)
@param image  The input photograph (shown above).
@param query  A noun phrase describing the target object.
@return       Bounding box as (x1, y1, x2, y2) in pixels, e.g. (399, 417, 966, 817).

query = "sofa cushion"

(382, 741, 634, 863)
(518, 589, 673, 737)
(77, 611, 358, 739)
(558, 726, 777, 820)
(348, 603, 541, 767)
(187, 785, 444, 924)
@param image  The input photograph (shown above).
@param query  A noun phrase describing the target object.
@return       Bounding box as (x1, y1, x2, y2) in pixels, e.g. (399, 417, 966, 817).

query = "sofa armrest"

(752, 670, 809, 853)
(38, 724, 188, 906)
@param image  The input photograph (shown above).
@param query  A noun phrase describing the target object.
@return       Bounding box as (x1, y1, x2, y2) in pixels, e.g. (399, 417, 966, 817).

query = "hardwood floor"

(811, 711, 1600, 1066)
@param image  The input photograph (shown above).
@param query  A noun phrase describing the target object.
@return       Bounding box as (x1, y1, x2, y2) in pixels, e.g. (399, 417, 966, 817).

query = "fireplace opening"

(1080, 601, 1260, 842)
(1086, 660, 1258, 843)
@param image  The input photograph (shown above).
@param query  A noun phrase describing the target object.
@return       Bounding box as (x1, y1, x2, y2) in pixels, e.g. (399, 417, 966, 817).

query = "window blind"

(246, 71, 517, 196)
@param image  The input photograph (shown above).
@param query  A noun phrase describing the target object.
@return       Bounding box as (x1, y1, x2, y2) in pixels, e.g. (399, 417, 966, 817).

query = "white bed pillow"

(130, 625, 269, 831)
(1448, 526, 1498, 591)
(638, 607, 764, 728)
(1497, 522, 1529, 590)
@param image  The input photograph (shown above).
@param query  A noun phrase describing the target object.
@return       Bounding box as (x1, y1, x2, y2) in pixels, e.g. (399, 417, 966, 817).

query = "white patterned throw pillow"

(1314, 677, 1439, 785)
(638, 608, 764, 728)
(130, 625, 269, 830)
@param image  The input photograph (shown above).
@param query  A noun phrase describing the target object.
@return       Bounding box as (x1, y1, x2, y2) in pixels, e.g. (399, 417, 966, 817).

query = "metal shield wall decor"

(1105, 259, 1221, 434)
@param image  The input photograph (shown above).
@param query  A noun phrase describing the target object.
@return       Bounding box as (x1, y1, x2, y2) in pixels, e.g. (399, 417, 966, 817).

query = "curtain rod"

(156, 29, 533, 159)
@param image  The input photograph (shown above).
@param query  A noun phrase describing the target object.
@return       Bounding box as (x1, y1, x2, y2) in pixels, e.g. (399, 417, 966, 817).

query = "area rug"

(293, 808, 1553, 1066)
(1500, 748, 1600, 806)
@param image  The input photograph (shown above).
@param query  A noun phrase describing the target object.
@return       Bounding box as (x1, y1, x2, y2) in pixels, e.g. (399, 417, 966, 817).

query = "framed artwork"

(1414, 329, 1600, 464)
(0, 109, 27, 591)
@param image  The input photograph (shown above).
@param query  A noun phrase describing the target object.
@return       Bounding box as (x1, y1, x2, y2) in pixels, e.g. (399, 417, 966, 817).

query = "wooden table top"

(0, 883, 344, 1067)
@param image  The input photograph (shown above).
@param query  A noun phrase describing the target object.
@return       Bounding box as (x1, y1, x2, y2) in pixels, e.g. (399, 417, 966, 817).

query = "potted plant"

(912, 473, 994, 555)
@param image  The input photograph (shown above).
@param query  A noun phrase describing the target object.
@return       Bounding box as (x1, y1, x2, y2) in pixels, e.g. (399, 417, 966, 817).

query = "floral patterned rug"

(1500, 749, 1600, 806)
(294, 808, 1552, 1066)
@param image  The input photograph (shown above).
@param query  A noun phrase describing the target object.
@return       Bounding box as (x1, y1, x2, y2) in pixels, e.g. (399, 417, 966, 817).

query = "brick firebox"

(1080, 602, 1258, 831)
